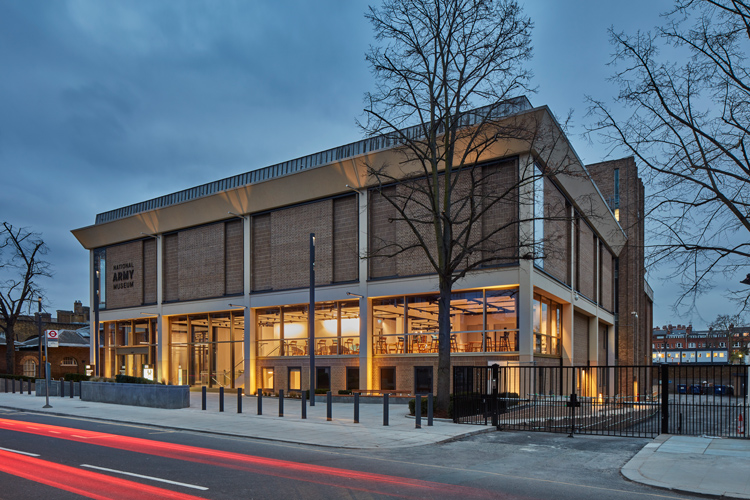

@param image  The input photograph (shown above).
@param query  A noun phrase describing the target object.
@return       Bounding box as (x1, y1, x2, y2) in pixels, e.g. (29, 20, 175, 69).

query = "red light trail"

(0, 418, 506, 499)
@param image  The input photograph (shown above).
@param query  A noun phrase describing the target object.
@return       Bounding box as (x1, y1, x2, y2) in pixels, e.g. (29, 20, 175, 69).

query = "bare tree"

(708, 312, 745, 361)
(0, 222, 51, 375)
(587, 0, 750, 312)
(361, 0, 563, 413)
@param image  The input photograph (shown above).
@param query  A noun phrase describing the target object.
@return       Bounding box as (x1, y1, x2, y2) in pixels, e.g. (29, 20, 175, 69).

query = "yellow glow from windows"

(614, 208, 620, 221)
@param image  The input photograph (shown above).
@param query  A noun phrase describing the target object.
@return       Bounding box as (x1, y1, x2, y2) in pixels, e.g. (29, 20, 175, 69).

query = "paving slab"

(0, 391, 489, 449)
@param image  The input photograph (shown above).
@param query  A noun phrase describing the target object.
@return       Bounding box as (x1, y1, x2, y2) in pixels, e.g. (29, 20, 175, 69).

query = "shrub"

(114, 374, 162, 385)
(338, 389, 352, 395)
(63, 373, 90, 382)
(0, 374, 35, 382)
(408, 396, 431, 416)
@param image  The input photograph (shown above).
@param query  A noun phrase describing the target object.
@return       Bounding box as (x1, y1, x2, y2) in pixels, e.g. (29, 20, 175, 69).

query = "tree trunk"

(436, 276, 452, 415)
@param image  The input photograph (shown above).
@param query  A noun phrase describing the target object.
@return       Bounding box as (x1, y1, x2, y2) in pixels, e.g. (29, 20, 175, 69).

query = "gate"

(453, 364, 749, 438)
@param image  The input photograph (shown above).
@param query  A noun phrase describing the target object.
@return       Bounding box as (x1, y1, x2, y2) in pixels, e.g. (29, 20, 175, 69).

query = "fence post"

(278, 389, 284, 417)
(415, 394, 422, 429)
(301, 390, 307, 419)
(326, 391, 332, 421)
(257, 389, 263, 415)
(201, 386, 207, 411)
(427, 393, 433, 426)
(219, 387, 224, 412)
(491, 364, 499, 428)
(354, 392, 359, 423)
(661, 363, 669, 434)
(237, 388, 243, 414)
(383, 393, 389, 426)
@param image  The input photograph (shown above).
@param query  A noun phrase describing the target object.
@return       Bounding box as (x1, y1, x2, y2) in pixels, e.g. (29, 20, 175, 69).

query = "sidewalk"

(623, 433, 750, 499)
(3, 391, 750, 498)
(0, 391, 490, 449)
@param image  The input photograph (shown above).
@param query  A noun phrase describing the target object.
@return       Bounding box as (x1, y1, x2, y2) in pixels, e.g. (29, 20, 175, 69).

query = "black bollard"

(28, 380, 33, 395)
(237, 388, 242, 414)
(326, 391, 332, 421)
(60, 379, 64, 398)
(354, 392, 360, 424)
(427, 393, 434, 426)
(12, 379, 16, 394)
(70, 380, 74, 399)
(279, 389, 284, 417)
(219, 387, 225, 412)
(383, 393, 389, 426)
(202, 386, 207, 410)
(301, 391, 307, 419)
(415, 394, 422, 429)
(257, 389, 263, 415)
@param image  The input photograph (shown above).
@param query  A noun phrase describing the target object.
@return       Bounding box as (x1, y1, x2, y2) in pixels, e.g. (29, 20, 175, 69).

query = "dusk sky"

(0, 1, 740, 329)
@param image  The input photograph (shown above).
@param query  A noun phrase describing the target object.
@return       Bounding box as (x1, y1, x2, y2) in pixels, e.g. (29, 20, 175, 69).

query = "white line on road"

(0, 446, 40, 457)
(79, 464, 209, 491)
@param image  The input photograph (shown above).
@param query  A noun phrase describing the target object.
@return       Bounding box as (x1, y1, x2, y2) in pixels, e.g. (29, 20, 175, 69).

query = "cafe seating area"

(374, 330, 518, 354)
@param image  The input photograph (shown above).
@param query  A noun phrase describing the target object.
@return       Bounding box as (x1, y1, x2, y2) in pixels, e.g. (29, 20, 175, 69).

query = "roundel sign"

(46, 330, 58, 339)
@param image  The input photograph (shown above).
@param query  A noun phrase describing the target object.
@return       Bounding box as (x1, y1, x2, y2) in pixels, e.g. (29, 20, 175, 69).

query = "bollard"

(202, 386, 207, 410)
(12, 379, 15, 394)
(60, 379, 64, 398)
(427, 393, 433, 426)
(3, 378, 6, 393)
(219, 387, 225, 412)
(354, 392, 360, 424)
(301, 391, 307, 419)
(70, 380, 74, 399)
(257, 389, 263, 415)
(383, 393, 390, 426)
(279, 389, 284, 417)
(29, 380, 33, 395)
(326, 391, 332, 421)
(237, 388, 242, 414)
(415, 394, 422, 429)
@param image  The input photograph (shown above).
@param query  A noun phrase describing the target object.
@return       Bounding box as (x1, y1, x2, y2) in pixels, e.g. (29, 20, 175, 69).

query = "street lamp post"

(309, 233, 315, 406)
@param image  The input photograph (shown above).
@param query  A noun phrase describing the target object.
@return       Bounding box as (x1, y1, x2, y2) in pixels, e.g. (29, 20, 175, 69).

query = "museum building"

(72, 97, 629, 395)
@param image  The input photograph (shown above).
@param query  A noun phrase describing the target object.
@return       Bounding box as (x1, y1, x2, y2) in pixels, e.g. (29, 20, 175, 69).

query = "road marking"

(80, 465, 208, 491)
(0, 446, 40, 457)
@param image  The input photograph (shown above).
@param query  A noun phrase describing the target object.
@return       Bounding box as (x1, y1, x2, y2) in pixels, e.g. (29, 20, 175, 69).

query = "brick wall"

(543, 178, 570, 283)
(577, 220, 596, 300)
(225, 220, 244, 295)
(143, 238, 157, 304)
(369, 160, 520, 280)
(600, 248, 613, 311)
(106, 241, 143, 309)
(332, 196, 359, 283)
(251, 195, 357, 292)
(178, 223, 226, 301)
(162, 234, 179, 302)
(251, 214, 272, 291)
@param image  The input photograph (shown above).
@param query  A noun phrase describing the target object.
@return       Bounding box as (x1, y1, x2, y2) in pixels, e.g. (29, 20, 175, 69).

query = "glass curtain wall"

(168, 311, 245, 388)
(372, 288, 519, 354)
(102, 318, 157, 379)
(533, 293, 562, 356)
(256, 300, 359, 357)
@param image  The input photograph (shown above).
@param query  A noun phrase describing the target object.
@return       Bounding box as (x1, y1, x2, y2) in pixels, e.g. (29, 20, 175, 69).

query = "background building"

(652, 323, 750, 364)
(588, 157, 653, 367)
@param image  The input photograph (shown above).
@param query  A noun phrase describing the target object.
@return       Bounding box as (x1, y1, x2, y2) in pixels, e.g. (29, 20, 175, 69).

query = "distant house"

(652, 323, 750, 364)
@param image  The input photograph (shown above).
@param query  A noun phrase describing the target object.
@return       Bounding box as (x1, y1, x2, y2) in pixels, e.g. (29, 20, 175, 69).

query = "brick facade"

(252, 195, 357, 292)
(543, 178, 570, 284)
(106, 240, 144, 309)
(576, 220, 596, 301)
(225, 220, 244, 295)
(573, 311, 589, 365)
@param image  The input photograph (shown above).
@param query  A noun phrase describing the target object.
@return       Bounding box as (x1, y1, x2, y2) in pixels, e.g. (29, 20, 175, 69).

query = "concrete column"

(244, 216, 253, 393)
(356, 191, 371, 389)
(518, 261, 534, 363)
(155, 235, 167, 383)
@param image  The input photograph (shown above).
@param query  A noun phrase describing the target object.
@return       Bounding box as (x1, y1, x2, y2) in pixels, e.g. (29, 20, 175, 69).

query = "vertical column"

(516, 154, 536, 364)
(155, 235, 166, 383)
(244, 216, 253, 394)
(356, 190, 371, 390)
(89, 251, 98, 376)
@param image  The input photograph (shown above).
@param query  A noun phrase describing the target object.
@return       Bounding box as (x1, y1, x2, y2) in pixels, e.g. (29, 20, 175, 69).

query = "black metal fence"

(453, 364, 749, 438)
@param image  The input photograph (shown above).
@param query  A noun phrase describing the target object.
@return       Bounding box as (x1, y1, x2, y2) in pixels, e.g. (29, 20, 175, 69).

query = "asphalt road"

(0, 408, 705, 500)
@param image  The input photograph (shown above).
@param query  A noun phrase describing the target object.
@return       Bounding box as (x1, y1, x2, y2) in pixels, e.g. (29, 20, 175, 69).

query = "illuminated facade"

(72, 98, 628, 394)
